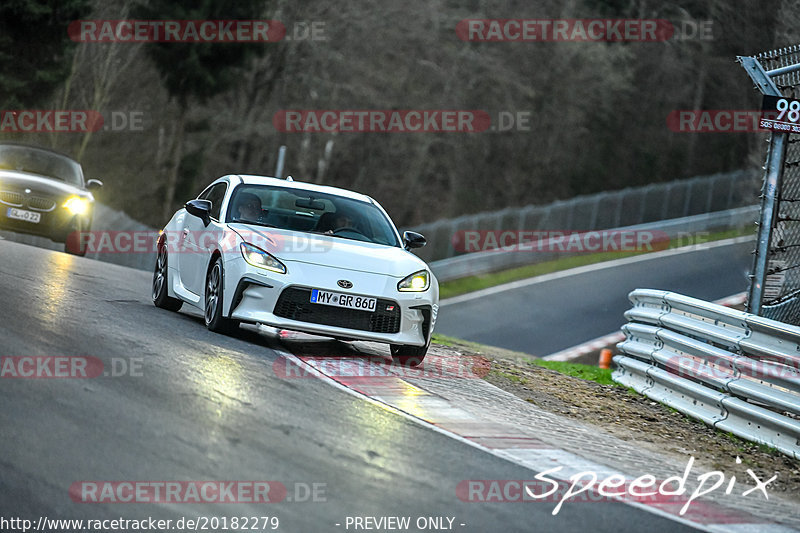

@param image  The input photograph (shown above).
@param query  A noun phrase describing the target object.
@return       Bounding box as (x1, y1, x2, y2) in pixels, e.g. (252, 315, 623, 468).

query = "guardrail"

(408, 169, 760, 264)
(613, 289, 800, 459)
(430, 205, 757, 282)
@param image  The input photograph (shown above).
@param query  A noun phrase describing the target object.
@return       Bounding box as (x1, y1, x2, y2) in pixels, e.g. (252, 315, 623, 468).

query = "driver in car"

(234, 192, 264, 222)
(330, 212, 354, 232)
(315, 209, 357, 234)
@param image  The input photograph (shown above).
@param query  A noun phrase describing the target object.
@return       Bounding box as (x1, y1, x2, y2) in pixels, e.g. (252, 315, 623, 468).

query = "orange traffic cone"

(598, 348, 613, 369)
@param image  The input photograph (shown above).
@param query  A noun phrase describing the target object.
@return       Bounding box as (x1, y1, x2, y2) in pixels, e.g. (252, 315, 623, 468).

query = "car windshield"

(226, 184, 400, 247)
(0, 144, 84, 187)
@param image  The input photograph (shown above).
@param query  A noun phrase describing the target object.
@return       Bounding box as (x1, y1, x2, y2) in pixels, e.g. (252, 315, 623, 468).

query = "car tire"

(205, 257, 239, 334)
(152, 244, 183, 311)
(390, 342, 428, 367)
(64, 220, 87, 256)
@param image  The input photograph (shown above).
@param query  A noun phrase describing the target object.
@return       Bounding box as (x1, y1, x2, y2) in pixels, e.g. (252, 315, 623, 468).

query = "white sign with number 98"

(776, 98, 800, 123)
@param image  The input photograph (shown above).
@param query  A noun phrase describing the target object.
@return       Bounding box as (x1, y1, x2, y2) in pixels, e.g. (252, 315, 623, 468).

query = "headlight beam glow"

(63, 196, 89, 216)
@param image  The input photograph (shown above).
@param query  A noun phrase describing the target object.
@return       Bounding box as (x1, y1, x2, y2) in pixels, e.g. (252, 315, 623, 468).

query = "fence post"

(737, 55, 790, 315)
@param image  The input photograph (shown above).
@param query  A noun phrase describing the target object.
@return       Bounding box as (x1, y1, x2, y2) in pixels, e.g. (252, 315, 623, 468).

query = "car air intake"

(274, 287, 401, 334)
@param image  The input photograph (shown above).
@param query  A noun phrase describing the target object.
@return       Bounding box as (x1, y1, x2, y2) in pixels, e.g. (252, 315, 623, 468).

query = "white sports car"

(152, 175, 438, 366)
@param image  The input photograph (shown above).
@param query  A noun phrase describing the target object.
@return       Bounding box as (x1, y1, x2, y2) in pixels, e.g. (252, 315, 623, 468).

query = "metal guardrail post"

(737, 56, 788, 315)
(748, 133, 788, 315)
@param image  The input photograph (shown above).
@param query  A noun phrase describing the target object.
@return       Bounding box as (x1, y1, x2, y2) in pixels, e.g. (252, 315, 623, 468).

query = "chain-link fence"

(740, 45, 800, 324)
(406, 169, 759, 263)
(766, 135, 800, 321)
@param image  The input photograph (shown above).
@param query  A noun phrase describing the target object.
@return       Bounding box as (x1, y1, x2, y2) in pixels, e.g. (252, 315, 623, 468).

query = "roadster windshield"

(0, 144, 84, 187)
(226, 184, 400, 247)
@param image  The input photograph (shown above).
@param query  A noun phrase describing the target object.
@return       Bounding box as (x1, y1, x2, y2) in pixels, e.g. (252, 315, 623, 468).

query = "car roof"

(231, 175, 374, 204)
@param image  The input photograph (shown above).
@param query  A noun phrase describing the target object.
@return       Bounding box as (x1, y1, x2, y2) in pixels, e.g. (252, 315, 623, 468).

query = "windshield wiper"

(305, 230, 374, 244)
(305, 230, 349, 239)
(232, 219, 277, 228)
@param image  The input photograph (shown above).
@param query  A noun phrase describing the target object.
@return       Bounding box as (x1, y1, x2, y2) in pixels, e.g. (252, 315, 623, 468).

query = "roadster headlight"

(240, 242, 286, 273)
(398, 270, 429, 292)
(63, 196, 89, 215)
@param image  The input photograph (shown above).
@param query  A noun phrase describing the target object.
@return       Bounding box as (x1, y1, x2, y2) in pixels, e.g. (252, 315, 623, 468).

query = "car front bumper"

(223, 256, 437, 346)
(0, 205, 90, 242)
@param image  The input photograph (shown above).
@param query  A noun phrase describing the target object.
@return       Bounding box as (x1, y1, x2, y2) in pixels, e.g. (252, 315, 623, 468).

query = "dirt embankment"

(433, 339, 800, 499)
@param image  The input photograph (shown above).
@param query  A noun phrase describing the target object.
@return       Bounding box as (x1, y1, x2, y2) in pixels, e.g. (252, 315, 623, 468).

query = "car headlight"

(398, 270, 429, 292)
(240, 242, 286, 274)
(63, 196, 89, 216)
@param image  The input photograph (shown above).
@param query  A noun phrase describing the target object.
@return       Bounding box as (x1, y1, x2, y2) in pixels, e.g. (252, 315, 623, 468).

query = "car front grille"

(27, 196, 56, 211)
(273, 287, 401, 334)
(0, 191, 23, 207)
(0, 191, 57, 211)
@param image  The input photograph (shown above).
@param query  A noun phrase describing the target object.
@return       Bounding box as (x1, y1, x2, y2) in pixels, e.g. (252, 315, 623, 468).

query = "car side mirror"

(403, 231, 427, 249)
(86, 179, 103, 191)
(185, 199, 212, 226)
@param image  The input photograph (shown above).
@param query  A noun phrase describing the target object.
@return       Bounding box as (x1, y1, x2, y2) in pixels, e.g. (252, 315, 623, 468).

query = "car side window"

(199, 183, 227, 221)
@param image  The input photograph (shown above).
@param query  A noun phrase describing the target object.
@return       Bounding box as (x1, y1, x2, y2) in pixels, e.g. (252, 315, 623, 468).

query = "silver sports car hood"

(229, 224, 427, 278)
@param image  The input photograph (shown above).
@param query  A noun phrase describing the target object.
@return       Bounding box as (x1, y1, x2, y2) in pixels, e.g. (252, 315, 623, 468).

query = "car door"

(179, 182, 228, 297)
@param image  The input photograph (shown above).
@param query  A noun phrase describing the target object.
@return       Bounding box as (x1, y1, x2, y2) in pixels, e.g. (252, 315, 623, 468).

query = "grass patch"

(431, 332, 619, 386)
(489, 368, 525, 384)
(723, 431, 781, 457)
(529, 359, 618, 386)
(439, 228, 753, 300)
(430, 333, 461, 348)
(439, 252, 630, 299)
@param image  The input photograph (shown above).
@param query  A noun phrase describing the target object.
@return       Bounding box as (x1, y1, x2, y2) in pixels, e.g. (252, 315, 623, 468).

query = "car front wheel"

(64, 220, 87, 256)
(152, 245, 183, 311)
(205, 257, 239, 334)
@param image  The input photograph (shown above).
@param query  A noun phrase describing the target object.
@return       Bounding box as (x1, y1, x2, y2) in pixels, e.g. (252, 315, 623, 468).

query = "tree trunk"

(685, 57, 708, 176)
(162, 108, 186, 222)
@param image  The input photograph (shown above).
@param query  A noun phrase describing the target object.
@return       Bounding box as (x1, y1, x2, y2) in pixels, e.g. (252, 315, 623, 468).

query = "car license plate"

(310, 289, 377, 311)
(6, 208, 40, 224)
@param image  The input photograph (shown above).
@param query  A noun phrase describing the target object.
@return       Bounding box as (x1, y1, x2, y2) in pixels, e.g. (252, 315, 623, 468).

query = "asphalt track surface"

(436, 239, 754, 357)
(0, 240, 700, 532)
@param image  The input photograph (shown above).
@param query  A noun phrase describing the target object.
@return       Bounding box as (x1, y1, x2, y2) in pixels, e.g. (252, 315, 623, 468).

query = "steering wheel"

(333, 227, 368, 237)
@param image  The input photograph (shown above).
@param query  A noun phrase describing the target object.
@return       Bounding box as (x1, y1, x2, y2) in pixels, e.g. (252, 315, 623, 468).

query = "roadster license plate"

(6, 208, 40, 223)
(310, 289, 377, 311)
